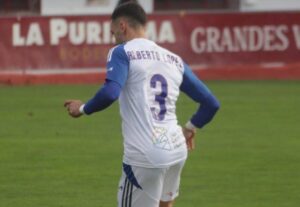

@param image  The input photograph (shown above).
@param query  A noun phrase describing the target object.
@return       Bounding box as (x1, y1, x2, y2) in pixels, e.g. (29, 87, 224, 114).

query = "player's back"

(120, 38, 187, 168)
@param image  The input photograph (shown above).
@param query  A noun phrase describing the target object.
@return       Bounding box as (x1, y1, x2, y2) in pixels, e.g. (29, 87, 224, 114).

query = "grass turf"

(0, 81, 299, 207)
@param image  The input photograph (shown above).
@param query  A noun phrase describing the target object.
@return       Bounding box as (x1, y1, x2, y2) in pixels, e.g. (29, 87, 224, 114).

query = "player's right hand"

(182, 127, 196, 151)
(64, 99, 83, 118)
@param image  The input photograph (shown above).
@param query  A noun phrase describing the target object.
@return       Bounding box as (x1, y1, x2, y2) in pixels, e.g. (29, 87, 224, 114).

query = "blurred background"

(1, 0, 300, 84)
(0, 0, 300, 84)
(1, 0, 300, 15)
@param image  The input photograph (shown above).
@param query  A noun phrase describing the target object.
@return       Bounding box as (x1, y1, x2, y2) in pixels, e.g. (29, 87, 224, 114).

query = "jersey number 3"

(150, 74, 168, 121)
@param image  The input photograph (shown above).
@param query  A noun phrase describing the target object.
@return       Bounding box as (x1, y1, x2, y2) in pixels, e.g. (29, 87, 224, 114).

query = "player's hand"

(182, 127, 196, 150)
(64, 99, 83, 118)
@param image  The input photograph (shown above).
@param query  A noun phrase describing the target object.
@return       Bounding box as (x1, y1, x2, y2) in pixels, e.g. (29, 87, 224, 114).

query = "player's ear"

(119, 18, 127, 33)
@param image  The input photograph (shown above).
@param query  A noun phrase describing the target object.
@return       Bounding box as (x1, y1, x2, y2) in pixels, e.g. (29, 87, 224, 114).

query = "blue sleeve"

(180, 63, 220, 128)
(106, 44, 129, 87)
(83, 44, 129, 115)
(83, 80, 121, 115)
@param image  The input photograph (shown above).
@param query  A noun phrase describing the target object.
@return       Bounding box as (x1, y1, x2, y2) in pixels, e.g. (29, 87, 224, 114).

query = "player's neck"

(126, 27, 146, 41)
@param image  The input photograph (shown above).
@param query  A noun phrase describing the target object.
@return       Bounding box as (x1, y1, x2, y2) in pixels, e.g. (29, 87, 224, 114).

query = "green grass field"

(0, 81, 299, 207)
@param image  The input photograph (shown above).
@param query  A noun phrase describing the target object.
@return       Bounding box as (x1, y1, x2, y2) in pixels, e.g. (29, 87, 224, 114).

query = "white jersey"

(106, 38, 187, 168)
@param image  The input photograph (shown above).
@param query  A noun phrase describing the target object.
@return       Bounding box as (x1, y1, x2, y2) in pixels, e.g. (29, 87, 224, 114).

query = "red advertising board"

(1, 12, 300, 83)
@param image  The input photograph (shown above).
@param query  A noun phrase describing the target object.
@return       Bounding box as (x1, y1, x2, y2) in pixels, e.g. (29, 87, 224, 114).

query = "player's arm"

(64, 80, 121, 117)
(180, 62, 220, 149)
(81, 80, 122, 114)
(64, 45, 129, 117)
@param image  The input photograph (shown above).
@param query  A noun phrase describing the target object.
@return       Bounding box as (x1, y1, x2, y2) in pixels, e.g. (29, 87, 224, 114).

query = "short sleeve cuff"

(79, 104, 86, 115)
(185, 120, 196, 130)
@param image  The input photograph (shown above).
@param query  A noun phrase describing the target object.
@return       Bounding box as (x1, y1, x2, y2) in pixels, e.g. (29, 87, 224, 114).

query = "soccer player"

(64, 2, 220, 207)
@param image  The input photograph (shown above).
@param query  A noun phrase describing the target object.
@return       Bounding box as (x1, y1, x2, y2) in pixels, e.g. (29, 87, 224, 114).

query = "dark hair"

(111, 2, 147, 27)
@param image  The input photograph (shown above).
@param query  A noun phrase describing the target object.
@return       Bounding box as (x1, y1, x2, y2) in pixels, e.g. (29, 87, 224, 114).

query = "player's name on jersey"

(126, 50, 183, 68)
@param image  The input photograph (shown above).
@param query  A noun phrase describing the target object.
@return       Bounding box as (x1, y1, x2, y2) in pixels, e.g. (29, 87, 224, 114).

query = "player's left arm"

(64, 45, 129, 118)
(180, 62, 220, 149)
